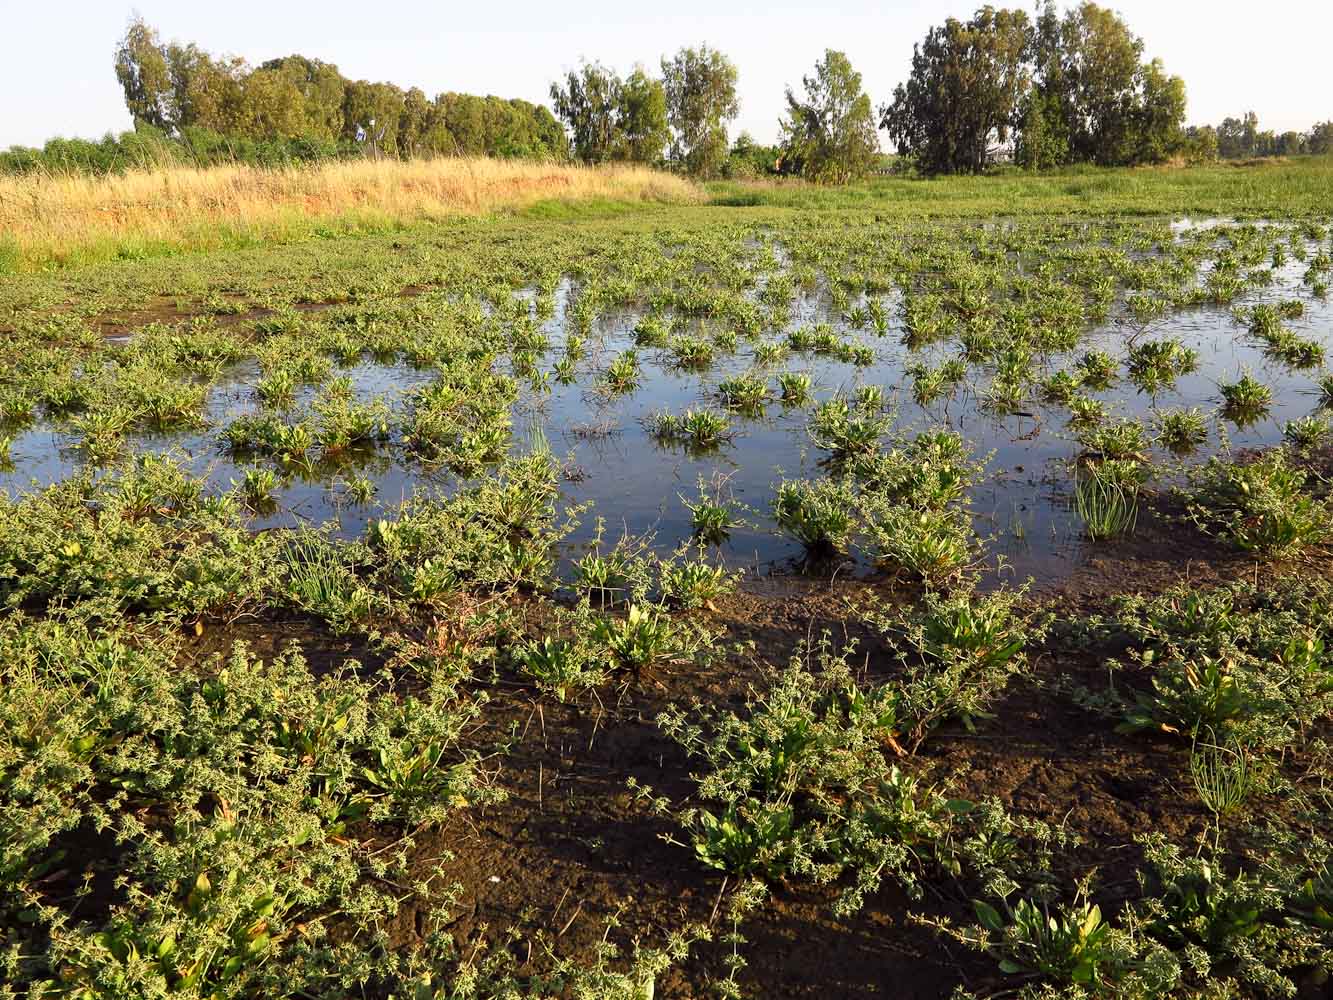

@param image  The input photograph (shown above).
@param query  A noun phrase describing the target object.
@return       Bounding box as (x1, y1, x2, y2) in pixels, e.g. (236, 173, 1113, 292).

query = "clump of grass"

(670, 336, 715, 370)
(777, 371, 812, 405)
(809, 397, 892, 461)
(773, 478, 855, 555)
(1075, 350, 1118, 390)
(1077, 418, 1150, 462)
(1283, 414, 1330, 453)
(634, 314, 671, 348)
(603, 350, 641, 394)
(1074, 460, 1141, 541)
(1066, 394, 1106, 428)
(682, 475, 749, 545)
(717, 373, 770, 412)
(907, 359, 966, 406)
(1040, 369, 1083, 404)
(1126, 338, 1199, 394)
(1318, 373, 1333, 408)
(647, 409, 733, 450)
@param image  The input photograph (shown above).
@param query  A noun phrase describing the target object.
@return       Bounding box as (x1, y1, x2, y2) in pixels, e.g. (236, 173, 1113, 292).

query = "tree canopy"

(884, 3, 1192, 174)
(660, 45, 741, 177)
(111, 16, 567, 161)
(780, 50, 879, 183)
(880, 7, 1032, 175)
(549, 62, 668, 164)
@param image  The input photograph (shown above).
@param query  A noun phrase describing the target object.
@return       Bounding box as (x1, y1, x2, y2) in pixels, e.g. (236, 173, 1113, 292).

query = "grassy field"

(708, 155, 1333, 217)
(0, 156, 699, 272)
(1, 162, 1333, 999)
(3, 154, 1331, 274)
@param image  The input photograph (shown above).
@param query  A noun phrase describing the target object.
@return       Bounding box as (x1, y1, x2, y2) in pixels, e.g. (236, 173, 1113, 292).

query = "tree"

(661, 45, 740, 177)
(1132, 58, 1186, 164)
(1275, 131, 1307, 157)
(724, 132, 780, 178)
(262, 56, 347, 140)
(614, 68, 669, 163)
(1182, 125, 1218, 164)
(1308, 122, 1333, 157)
(550, 62, 622, 163)
(1014, 1, 1186, 169)
(1217, 112, 1259, 158)
(115, 16, 174, 131)
(165, 42, 245, 134)
(779, 49, 879, 183)
(1056, 3, 1144, 163)
(1014, 2, 1070, 169)
(341, 81, 405, 155)
(108, 17, 570, 163)
(880, 7, 1032, 174)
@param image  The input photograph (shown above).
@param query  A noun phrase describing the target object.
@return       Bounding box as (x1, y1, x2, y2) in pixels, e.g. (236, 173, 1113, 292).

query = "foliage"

(880, 6, 1032, 175)
(1183, 450, 1332, 556)
(106, 17, 566, 164)
(779, 50, 879, 183)
(549, 62, 668, 165)
(660, 45, 740, 178)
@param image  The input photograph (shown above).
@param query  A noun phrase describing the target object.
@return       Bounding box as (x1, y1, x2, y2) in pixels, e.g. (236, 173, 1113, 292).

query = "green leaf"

(974, 899, 1004, 931)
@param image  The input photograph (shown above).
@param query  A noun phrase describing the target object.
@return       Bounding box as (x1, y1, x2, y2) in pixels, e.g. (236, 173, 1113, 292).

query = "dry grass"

(0, 156, 699, 271)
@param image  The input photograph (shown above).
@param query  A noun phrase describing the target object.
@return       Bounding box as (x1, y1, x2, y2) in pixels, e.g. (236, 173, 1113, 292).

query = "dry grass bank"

(0, 157, 699, 271)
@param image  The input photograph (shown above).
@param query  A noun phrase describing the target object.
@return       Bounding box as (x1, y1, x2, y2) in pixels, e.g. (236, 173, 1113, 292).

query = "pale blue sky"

(5, 1, 1330, 148)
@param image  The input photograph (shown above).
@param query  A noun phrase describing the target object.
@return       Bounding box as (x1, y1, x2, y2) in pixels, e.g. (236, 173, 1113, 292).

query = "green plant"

(717, 373, 769, 412)
(1219, 371, 1274, 424)
(659, 552, 735, 609)
(1127, 338, 1199, 394)
(773, 478, 855, 554)
(972, 894, 1118, 987)
(1075, 349, 1118, 390)
(1119, 654, 1251, 741)
(1155, 407, 1210, 454)
(648, 409, 733, 450)
(1190, 736, 1252, 853)
(1184, 450, 1332, 556)
(1075, 461, 1141, 540)
(809, 397, 891, 460)
(514, 632, 608, 702)
(1283, 414, 1330, 452)
(776, 370, 812, 404)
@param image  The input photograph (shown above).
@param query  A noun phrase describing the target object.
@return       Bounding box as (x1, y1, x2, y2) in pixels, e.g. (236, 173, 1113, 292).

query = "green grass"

(706, 156, 1333, 218)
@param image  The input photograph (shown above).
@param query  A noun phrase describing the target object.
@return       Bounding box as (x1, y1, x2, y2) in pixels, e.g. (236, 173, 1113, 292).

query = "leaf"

(974, 899, 1005, 932)
(1081, 904, 1102, 938)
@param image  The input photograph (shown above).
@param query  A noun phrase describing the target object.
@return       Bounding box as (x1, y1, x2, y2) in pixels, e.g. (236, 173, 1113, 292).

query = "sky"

(4, 1, 1331, 149)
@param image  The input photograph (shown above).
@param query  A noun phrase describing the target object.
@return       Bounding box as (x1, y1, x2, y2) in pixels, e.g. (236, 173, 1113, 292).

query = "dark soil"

(43, 475, 1331, 998)
(362, 498, 1333, 999)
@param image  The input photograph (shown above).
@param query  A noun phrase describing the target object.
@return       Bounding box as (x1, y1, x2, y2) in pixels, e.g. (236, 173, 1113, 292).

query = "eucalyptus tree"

(660, 45, 740, 177)
(780, 49, 879, 183)
(880, 6, 1032, 174)
(550, 63, 667, 164)
(550, 62, 623, 164)
(114, 16, 174, 131)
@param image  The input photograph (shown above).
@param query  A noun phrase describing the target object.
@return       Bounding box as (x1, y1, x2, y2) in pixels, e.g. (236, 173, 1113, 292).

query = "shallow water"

(3, 222, 1330, 585)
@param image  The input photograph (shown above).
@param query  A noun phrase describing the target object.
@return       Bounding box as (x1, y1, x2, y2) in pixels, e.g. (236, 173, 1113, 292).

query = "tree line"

(547, 46, 880, 181)
(1186, 113, 1333, 161)
(2, 17, 567, 174)
(2, 7, 1329, 179)
(882, 2, 1192, 173)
